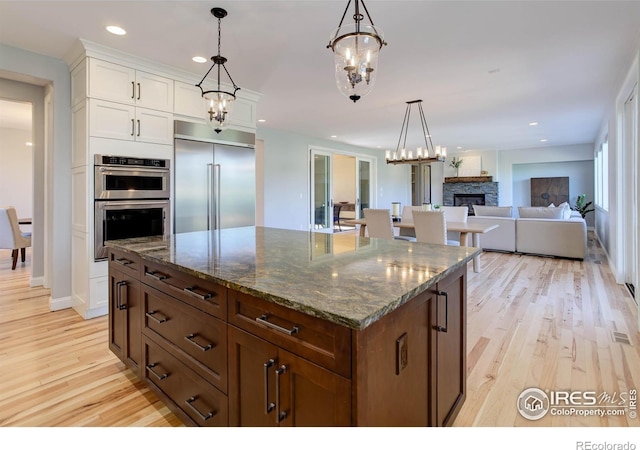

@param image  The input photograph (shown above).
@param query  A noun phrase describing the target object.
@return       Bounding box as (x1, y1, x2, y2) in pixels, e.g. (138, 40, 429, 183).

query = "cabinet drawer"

(228, 291, 351, 378)
(144, 336, 228, 427)
(142, 284, 227, 393)
(108, 248, 141, 278)
(141, 259, 227, 320)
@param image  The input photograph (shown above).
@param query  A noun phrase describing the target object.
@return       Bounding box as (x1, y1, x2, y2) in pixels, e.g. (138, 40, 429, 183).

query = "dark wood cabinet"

(431, 265, 467, 426)
(108, 250, 142, 377)
(228, 325, 351, 427)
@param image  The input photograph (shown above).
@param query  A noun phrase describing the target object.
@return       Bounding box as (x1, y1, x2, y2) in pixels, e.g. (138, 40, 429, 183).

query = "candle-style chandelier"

(386, 100, 447, 165)
(327, 0, 386, 103)
(196, 7, 240, 133)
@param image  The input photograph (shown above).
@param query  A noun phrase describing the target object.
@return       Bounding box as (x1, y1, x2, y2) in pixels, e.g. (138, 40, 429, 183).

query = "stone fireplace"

(443, 177, 498, 215)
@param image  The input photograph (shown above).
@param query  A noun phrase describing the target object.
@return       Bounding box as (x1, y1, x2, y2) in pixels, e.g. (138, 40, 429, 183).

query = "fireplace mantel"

(444, 176, 493, 183)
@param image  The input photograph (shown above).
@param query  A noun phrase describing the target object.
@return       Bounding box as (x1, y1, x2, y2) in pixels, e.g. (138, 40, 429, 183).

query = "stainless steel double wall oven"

(94, 155, 170, 260)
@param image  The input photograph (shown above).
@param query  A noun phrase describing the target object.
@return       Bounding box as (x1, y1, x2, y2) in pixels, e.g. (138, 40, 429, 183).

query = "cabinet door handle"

(131, 118, 135, 136)
(137, 82, 141, 100)
(117, 280, 127, 310)
(184, 333, 214, 352)
(114, 257, 132, 266)
(145, 310, 168, 324)
(435, 290, 448, 333)
(114, 280, 121, 310)
(275, 365, 287, 424)
(185, 396, 215, 421)
(137, 119, 140, 137)
(131, 81, 135, 99)
(145, 270, 167, 281)
(256, 314, 299, 336)
(183, 286, 214, 301)
(264, 359, 275, 414)
(146, 363, 169, 381)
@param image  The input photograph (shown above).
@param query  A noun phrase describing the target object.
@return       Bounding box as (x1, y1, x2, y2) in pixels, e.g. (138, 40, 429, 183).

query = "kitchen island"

(107, 226, 480, 427)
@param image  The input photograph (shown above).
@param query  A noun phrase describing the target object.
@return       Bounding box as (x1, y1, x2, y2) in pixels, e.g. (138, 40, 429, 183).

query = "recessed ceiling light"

(331, 135, 337, 138)
(456, 146, 462, 150)
(529, 122, 538, 126)
(258, 119, 266, 123)
(25, 142, 33, 147)
(192, 56, 207, 64)
(540, 139, 548, 142)
(106, 25, 126, 36)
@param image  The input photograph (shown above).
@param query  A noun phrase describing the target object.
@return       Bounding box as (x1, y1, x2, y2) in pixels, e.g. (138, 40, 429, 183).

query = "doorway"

(621, 85, 638, 304)
(309, 148, 374, 232)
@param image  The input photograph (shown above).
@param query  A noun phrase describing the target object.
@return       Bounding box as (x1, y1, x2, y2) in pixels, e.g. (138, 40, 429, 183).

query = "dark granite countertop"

(107, 226, 480, 330)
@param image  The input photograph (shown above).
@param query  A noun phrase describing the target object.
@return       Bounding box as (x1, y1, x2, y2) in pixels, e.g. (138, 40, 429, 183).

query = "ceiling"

(1, 0, 640, 154)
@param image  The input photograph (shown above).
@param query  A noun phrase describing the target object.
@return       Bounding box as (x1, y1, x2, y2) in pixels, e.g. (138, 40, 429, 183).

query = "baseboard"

(593, 232, 617, 278)
(30, 276, 44, 287)
(84, 305, 108, 319)
(49, 295, 73, 311)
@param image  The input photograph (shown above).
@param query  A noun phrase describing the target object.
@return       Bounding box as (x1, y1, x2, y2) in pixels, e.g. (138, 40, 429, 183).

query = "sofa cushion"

(473, 205, 513, 217)
(518, 206, 564, 219)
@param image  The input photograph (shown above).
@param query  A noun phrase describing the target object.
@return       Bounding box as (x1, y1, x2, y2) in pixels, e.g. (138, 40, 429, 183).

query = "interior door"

(310, 150, 332, 230)
(357, 158, 372, 218)
(623, 87, 638, 302)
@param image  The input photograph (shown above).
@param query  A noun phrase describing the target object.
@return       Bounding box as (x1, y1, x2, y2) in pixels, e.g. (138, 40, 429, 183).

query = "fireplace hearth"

(454, 194, 485, 215)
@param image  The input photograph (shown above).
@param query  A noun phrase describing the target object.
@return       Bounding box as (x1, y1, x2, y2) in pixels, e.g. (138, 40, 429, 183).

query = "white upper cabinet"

(89, 58, 174, 112)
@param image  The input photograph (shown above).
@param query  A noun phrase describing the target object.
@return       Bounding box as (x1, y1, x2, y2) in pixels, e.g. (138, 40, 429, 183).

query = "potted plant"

(572, 193, 595, 219)
(450, 157, 463, 177)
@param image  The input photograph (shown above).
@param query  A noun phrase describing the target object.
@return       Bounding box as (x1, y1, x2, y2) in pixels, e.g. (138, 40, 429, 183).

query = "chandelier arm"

(196, 62, 218, 90)
(221, 64, 240, 93)
(359, 0, 376, 27)
(395, 104, 410, 152)
(330, 0, 352, 43)
(403, 105, 412, 150)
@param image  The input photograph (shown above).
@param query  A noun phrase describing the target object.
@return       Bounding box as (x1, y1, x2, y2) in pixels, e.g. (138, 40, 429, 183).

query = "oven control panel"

(95, 155, 169, 168)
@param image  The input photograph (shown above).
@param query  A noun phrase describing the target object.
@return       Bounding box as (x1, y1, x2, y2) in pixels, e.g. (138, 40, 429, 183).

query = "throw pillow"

(473, 205, 513, 217)
(518, 206, 564, 219)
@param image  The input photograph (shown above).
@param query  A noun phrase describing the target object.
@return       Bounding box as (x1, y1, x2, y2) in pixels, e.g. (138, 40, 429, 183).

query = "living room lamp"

(196, 7, 240, 133)
(326, 0, 386, 103)
(386, 100, 447, 165)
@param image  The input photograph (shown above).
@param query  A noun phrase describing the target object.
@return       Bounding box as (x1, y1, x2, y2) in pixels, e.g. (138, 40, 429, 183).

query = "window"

(595, 137, 608, 211)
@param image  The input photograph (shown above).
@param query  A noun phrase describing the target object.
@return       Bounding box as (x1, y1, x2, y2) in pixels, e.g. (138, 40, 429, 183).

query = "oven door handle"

(97, 166, 169, 176)
(97, 200, 170, 209)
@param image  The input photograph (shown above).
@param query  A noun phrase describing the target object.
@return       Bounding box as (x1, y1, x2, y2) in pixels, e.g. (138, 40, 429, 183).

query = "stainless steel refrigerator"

(174, 138, 255, 233)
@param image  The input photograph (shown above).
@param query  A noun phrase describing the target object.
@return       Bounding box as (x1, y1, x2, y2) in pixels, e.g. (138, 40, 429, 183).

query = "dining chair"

(398, 205, 423, 238)
(363, 208, 414, 241)
(441, 206, 468, 245)
(0, 206, 32, 270)
(333, 204, 343, 231)
(413, 210, 461, 246)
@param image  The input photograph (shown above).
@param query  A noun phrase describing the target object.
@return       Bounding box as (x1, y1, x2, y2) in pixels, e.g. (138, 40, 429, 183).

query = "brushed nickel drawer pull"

(145, 270, 167, 281)
(146, 363, 169, 381)
(183, 286, 213, 300)
(145, 310, 167, 324)
(275, 365, 287, 423)
(185, 396, 215, 421)
(184, 333, 213, 352)
(114, 257, 132, 266)
(256, 314, 299, 336)
(264, 359, 275, 415)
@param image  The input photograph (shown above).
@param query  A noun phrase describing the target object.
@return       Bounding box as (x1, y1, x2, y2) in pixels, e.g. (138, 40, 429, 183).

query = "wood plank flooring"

(0, 232, 638, 427)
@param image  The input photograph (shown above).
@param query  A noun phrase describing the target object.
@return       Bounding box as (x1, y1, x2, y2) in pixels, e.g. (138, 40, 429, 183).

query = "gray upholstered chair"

(0, 207, 32, 270)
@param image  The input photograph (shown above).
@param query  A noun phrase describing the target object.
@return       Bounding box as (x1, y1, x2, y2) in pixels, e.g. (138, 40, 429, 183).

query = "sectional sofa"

(467, 205, 587, 260)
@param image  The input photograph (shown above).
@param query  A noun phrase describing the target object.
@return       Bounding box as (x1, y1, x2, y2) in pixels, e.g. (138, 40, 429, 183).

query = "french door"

(622, 86, 638, 304)
(309, 149, 374, 231)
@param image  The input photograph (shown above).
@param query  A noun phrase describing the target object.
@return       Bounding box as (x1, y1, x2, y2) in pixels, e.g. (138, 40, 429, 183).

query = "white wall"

(0, 44, 72, 307)
(0, 127, 32, 218)
(257, 127, 411, 231)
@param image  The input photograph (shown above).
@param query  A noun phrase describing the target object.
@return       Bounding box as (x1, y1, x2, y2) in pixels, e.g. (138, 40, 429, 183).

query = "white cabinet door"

(135, 71, 174, 112)
(89, 59, 136, 105)
(228, 96, 257, 131)
(174, 80, 207, 120)
(89, 99, 136, 141)
(135, 108, 174, 145)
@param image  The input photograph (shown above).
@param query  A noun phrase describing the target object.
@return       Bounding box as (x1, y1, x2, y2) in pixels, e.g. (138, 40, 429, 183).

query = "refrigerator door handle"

(207, 163, 213, 231)
(213, 164, 221, 229)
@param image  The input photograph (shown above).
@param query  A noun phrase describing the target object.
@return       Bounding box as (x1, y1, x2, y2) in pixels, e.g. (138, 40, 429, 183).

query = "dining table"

(18, 218, 32, 225)
(343, 218, 498, 273)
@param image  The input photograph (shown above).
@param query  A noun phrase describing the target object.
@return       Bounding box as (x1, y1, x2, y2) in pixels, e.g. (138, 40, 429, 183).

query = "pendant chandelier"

(386, 100, 447, 165)
(196, 7, 240, 133)
(327, 0, 386, 103)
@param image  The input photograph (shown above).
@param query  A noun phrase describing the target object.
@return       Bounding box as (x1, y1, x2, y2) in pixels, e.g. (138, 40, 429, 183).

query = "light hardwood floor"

(0, 232, 638, 427)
